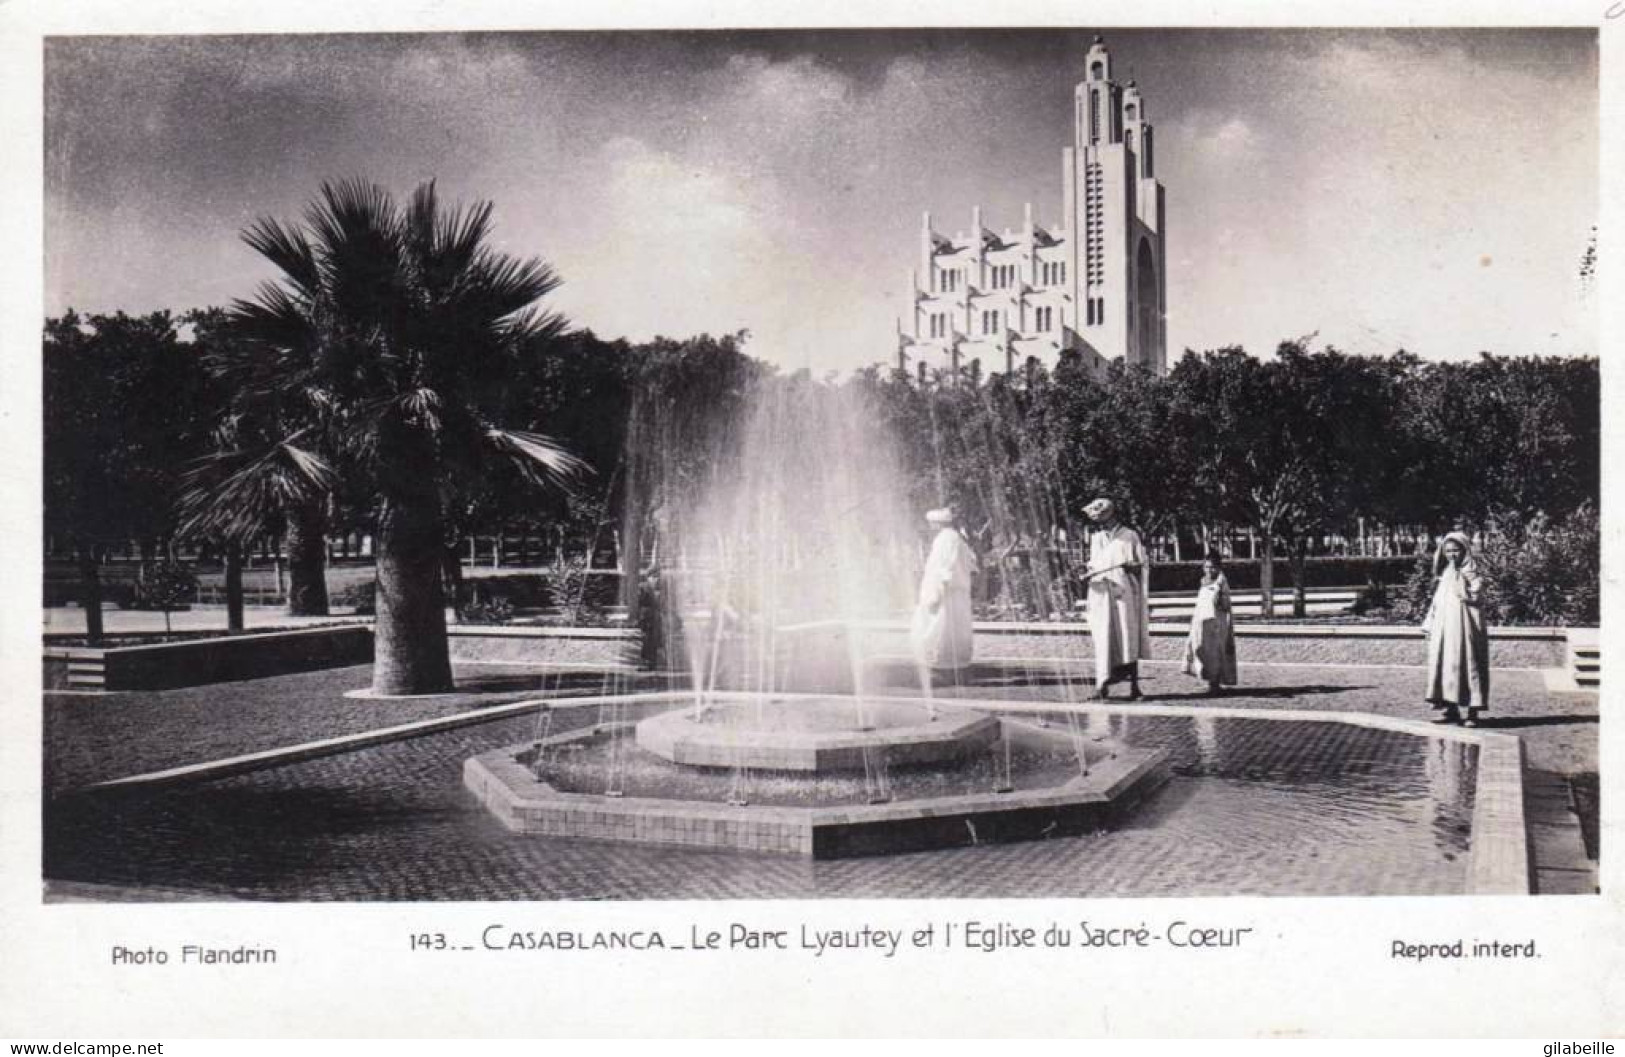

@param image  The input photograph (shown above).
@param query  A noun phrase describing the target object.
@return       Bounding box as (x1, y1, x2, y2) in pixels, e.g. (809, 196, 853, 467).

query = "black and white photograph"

(2, 0, 1620, 1040)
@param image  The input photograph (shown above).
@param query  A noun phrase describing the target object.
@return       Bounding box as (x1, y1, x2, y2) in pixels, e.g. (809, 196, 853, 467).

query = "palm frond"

(301, 386, 338, 415)
(307, 178, 399, 254)
(308, 179, 408, 326)
(462, 249, 562, 319)
(228, 284, 317, 350)
(404, 180, 501, 300)
(432, 199, 495, 287)
(399, 387, 443, 433)
(210, 306, 330, 422)
(241, 216, 322, 298)
(204, 178, 581, 517)
(501, 305, 573, 346)
(484, 427, 592, 492)
(210, 413, 244, 451)
(174, 434, 337, 544)
(404, 180, 441, 269)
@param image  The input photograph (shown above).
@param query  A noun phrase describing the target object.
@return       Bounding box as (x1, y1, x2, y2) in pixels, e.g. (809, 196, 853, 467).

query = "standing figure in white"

(910, 507, 979, 686)
(1422, 531, 1490, 727)
(1084, 497, 1151, 700)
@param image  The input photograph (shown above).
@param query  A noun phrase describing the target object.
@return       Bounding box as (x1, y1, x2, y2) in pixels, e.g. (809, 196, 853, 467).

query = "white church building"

(900, 36, 1168, 381)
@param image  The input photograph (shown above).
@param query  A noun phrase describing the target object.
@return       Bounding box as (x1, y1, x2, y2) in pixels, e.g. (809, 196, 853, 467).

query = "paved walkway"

(45, 704, 1479, 901)
(43, 662, 663, 794)
(41, 655, 1597, 901)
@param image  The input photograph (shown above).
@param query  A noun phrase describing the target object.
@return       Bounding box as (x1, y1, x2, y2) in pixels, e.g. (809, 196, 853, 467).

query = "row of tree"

(849, 344, 1598, 615)
(44, 181, 1599, 690)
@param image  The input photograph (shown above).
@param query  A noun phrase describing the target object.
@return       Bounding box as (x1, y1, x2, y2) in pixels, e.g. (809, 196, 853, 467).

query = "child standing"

(1182, 551, 1238, 696)
(1423, 531, 1490, 726)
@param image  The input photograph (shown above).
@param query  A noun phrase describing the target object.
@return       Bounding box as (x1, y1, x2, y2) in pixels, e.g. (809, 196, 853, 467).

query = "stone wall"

(858, 622, 1567, 671)
(44, 625, 375, 691)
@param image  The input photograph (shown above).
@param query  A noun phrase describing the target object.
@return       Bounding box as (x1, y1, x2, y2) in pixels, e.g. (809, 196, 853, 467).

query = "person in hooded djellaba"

(1083, 498, 1152, 700)
(1182, 550, 1238, 696)
(1422, 530, 1490, 727)
(910, 506, 979, 686)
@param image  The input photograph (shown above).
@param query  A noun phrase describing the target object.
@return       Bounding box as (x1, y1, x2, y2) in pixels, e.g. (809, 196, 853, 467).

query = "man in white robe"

(1083, 498, 1151, 699)
(910, 507, 979, 681)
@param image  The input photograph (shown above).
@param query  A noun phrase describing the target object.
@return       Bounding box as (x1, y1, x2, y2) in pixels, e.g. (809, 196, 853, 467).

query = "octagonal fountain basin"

(635, 696, 1000, 772)
(464, 693, 1168, 859)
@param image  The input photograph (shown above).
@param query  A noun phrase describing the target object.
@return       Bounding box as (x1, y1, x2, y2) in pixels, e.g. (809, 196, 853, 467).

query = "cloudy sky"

(44, 28, 1597, 373)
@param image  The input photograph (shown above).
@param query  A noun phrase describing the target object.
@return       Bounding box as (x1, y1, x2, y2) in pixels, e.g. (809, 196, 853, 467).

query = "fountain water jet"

(465, 367, 1167, 856)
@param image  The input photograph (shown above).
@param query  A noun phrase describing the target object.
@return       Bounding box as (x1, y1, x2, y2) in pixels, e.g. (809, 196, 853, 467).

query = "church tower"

(899, 34, 1167, 380)
(1064, 36, 1167, 373)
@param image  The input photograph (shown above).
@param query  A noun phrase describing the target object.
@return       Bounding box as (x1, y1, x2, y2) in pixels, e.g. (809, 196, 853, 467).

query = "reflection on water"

(1098, 715, 1477, 861)
(44, 712, 1481, 900)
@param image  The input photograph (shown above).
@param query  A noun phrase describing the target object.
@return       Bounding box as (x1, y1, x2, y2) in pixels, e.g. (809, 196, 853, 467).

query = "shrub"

(332, 580, 377, 615)
(460, 594, 517, 625)
(1477, 504, 1599, 626)
(453, 570, 622, 613)
(457, 574, 552, 610)
(1375, 506, 1601, 627)
(1394, 555, 1436, 623)
(548, 556, 617, 622)
(1349, 578, 1391, 616)
(984, 561, 1074, 621)
(132, 561, 198, 611)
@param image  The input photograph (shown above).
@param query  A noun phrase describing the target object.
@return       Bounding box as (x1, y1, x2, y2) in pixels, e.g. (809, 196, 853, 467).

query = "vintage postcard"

(1, 0, 1620, 1039)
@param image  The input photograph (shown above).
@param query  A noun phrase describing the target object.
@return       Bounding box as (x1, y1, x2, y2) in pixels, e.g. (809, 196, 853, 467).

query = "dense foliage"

(46, 295, 1598, 630)
(852, 346, 1598, 619)
(43, 311, 220, 559)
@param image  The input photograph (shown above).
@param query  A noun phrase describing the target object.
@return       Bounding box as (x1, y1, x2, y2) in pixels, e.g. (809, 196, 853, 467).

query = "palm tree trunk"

(77, 539, 104, 644)
(284, 500, 330, 616)
(225, 543, 245, 632)
(372, 494, 453, 695)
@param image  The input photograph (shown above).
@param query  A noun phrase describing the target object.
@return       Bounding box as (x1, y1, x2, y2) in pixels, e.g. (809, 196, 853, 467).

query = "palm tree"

(182, 308, 333, 619)
(174, 415, 335, 631)
(181, 178, 587, 695)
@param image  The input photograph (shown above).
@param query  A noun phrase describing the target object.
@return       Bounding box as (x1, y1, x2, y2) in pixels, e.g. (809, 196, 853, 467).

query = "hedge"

(1147, 556, 1418, 593)
(328, 571, 627, 615)
(458, 571, 623, 610)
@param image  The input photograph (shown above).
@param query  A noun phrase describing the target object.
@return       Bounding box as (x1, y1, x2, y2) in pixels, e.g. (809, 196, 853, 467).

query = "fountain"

(464, 369, 1169, 857)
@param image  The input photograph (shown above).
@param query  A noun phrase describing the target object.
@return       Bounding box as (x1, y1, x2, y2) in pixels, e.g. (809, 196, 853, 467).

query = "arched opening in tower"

(1135, 236, 1159, 369)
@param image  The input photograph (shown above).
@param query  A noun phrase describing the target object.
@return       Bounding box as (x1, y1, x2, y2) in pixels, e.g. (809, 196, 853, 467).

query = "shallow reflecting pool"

(44, 707, 1478, 901)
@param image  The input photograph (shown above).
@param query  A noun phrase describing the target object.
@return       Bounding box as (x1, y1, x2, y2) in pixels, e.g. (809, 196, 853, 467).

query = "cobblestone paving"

(43, 664, 657, 794)
(46, 697, 1480, 901)
(40, 654, 1595, 902)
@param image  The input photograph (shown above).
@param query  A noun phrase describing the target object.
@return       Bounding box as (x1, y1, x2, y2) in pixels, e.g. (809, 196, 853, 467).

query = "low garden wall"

(43, 625, 375, 691)
(44, 623, 645, 691)
(447, 624, 640, 669)
(857, 621, 1568, 670)
(42, 617, 1570, 693)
